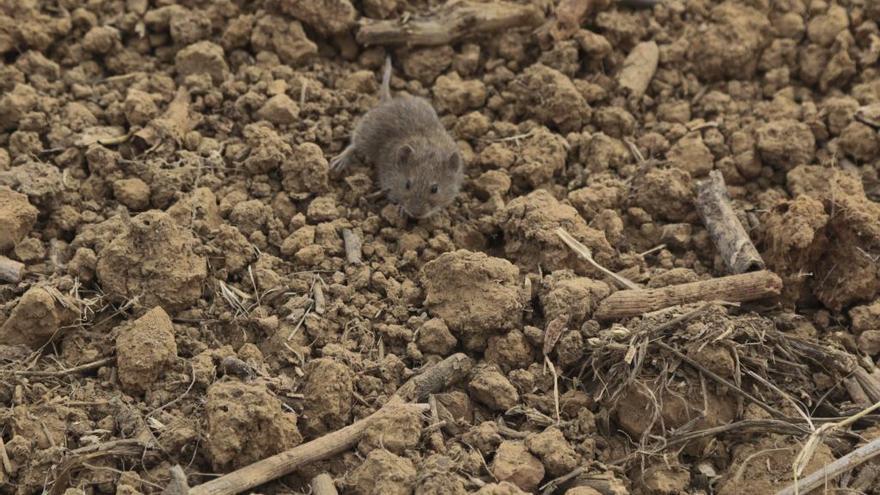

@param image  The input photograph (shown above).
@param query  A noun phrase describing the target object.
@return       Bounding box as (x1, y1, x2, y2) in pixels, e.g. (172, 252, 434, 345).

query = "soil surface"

(1, 0, 880, 493)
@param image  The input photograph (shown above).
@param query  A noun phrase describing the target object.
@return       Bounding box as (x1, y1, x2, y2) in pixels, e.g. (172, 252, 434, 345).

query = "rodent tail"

(380, 56, 392, 102)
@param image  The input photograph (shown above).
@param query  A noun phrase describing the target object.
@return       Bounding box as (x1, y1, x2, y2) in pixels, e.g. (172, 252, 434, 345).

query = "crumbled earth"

(115, 306, 177, 395)
(1, 0, 880, 493)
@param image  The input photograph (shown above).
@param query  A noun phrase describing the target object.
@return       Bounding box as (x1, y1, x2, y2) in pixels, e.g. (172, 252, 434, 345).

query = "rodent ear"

(447, 151, 462, 173)
(397, 144, 414, 164)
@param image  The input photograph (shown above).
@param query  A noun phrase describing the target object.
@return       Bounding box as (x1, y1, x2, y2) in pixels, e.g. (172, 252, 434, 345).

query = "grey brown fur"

(331, 57, 464, 219)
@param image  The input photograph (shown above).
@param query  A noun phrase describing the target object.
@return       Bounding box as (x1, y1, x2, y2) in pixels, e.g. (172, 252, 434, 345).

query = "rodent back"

(352, 96, 446, 160)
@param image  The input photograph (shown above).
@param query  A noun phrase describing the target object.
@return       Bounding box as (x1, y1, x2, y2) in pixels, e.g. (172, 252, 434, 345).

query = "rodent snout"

(401, 203, 432, 219)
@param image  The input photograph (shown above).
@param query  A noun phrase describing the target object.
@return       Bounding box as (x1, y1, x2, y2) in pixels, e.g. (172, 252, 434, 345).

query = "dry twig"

(187, 354, 472, 495)
(594, 270, 783, 320)
(696, 170, 765, 274)
(777, 435, 880, 495)
(356, 0, 544, 46)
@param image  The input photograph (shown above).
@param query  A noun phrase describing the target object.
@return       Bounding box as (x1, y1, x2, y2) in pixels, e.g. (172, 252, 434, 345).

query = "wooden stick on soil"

(310, 473, 338, 495)
(0, 255, 24, 283)
(594, 270, 783, 320)
(187, 353, 473, 495)
(776, 435, 880, 495)
(356, 0, 544, 46)
(696, 170, 765, 274)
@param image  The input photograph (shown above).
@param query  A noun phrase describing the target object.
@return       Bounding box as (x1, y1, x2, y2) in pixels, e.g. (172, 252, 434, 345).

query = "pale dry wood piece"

(310, 473, 338, 495)
(594, 270, 783, 320)
(342, 228, 362, 264)
(0, 255, 24, 283)
(696, 170, 765, 274)
(356, 0, 544, 46)
(617, 41, 659, 98)
(776, 435, 880, 495)
(187, 353, 471, 495)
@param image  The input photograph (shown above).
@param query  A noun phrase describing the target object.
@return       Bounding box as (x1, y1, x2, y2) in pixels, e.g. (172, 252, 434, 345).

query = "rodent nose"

(404, 204, 427, 219)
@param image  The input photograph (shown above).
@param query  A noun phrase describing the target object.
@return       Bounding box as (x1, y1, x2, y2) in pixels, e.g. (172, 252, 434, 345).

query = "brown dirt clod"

(115, 306, 177, 395)
(205, 380, 303, 471)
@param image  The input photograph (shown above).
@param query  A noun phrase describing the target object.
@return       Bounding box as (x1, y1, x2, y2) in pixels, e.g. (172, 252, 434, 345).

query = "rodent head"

(387, 142, 463, 219)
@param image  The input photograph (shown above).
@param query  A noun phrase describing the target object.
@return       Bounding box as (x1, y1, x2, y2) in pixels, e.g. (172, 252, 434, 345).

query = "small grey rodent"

(331, 57, 464, 219)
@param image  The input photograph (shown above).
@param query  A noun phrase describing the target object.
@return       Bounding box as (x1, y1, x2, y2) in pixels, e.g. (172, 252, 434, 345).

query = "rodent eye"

(405, 179, 412, 190)
(430, 184, 439, 194)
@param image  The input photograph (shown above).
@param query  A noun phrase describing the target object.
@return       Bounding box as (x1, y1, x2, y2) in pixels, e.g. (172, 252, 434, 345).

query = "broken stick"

(696, 170, 765, 274)
(0, 256, 24, 283)
(776, 435, 880, 495)
(594, 270, 783, 320)
(187, 353, 472, 495)
(356, 0, 544, 46)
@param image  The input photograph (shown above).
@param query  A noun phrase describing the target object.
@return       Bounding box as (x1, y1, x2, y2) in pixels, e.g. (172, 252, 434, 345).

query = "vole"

(331, 57, 464, 219)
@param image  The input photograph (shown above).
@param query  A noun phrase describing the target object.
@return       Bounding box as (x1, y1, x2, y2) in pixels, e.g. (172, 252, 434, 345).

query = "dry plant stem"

(342, 228, 362, 264)
(0, 255, 24, 283)
(310, 473, 338, 495)
(556, 228, 640, 290)
(0, 356, 116, 376)
(595, 270, 783, 320)
(188, 353, 471, 495)
(791, 397, 880, 483)
(696, 170, 765, 274)
(654, 341, 786, 419)
(776, 435, 880, 495)
(356, 0, 544, 46)
(189, 399, 430, 495)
